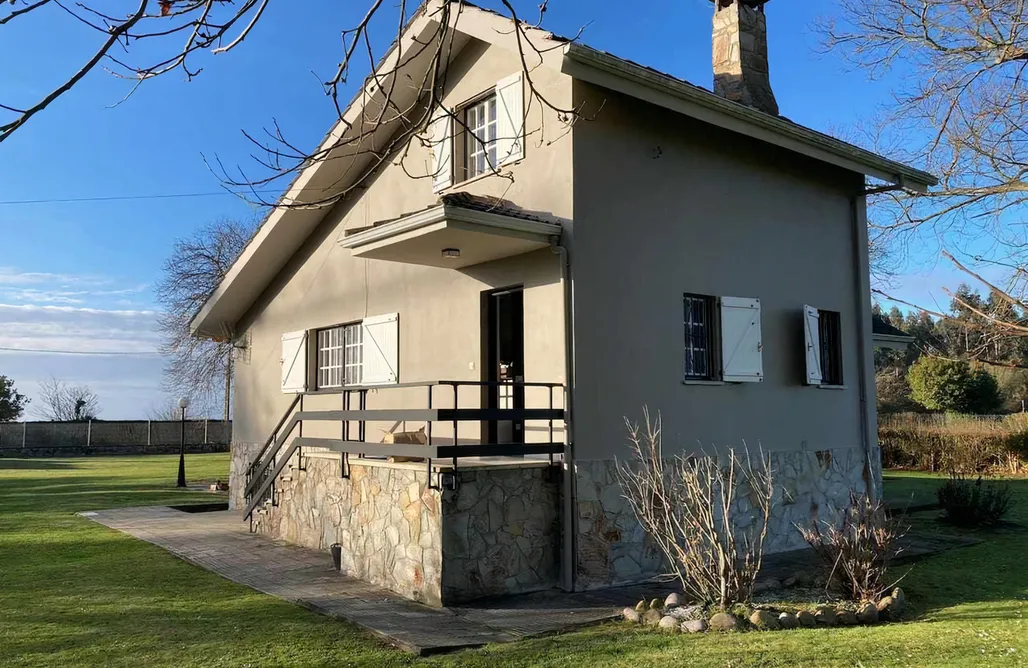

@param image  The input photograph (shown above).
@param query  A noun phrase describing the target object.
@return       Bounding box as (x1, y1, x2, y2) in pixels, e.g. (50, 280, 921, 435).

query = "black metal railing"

(242, 379, 564, 523)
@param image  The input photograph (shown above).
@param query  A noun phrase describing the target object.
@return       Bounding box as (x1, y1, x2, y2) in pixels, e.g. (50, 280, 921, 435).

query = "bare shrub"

(798, 494, 907, 602)
(614, 409, 775, 610)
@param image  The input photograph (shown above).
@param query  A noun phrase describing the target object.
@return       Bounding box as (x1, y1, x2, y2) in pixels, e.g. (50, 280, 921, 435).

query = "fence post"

(204, 419, 209, 444)
(22, 422, 26, 448)
(147, 420, 152, 447)
(86, 420, 92, 449)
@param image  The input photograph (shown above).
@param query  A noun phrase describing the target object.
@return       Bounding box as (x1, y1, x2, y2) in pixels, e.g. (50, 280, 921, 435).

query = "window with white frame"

(429, 74, 524, 193)
(317, 323, 362, 389)
(464, 93, 498, 180)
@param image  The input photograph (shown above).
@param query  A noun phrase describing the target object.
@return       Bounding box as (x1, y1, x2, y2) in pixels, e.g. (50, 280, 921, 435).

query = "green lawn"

(1, 458, 1026, 667)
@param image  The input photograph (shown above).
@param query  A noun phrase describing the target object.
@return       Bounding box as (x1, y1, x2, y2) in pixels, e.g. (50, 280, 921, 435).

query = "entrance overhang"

(339, 197, 563, 269)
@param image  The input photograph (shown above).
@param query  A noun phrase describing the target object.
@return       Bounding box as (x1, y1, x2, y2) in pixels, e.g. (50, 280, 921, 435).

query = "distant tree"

(36, 377, 101, 422)
(907, 358, 1000, 415)
(992, 367, 1028, 414)
(875, 369, 919, 414)
(0, 376, 28, 422)
(155, 218, 257, 420)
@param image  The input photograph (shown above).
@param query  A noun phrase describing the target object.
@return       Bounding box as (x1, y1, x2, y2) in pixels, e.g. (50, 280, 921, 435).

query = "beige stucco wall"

(232, 38, 572, 449)
(569, 81, 875, 462)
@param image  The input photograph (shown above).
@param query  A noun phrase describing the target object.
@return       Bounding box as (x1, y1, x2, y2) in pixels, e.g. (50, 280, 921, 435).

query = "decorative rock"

(709, 612, 741, 632)
(857, 602, 879, 624)
(668, 604, 704, 621)
(796, 610, 816, 627)
(635, 600, 648, 613)
(749, 609, 780, 630)
(814, 606, 837, 626)
(782, 575, 799, 588)
(793, 572, 814, 587)
(648, 598, 664, 611)
(682, 619, 709, 634)
(778, 612, 799, 629)
(622, 607, 641, 623)
(876, 596, 895, 621)
(837, 610, 859, 625)
(658, 615, 679, 631)
(642, 609, 663, 626)
(664, 592, 683, 608)
(891, 587, 906, 613)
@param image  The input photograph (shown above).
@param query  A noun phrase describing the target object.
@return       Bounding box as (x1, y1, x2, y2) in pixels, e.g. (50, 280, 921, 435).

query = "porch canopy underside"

(339, 195, 563, 268)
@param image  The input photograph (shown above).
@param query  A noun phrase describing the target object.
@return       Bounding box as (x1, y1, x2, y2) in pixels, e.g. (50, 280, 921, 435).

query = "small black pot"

(330, 543, 342, 571)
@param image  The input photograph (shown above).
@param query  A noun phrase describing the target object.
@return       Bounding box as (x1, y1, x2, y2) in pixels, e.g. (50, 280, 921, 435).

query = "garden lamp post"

(177, 396, 190, 488)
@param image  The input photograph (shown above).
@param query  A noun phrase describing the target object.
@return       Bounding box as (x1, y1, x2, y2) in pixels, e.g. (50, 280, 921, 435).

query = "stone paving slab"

(81, 506, 618, 655)
(81, 505, 985, 655)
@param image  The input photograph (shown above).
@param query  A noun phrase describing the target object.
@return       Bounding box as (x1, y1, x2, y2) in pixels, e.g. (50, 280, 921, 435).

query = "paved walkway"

(82, 506, 983, 655)
(81, 506, 655, 655)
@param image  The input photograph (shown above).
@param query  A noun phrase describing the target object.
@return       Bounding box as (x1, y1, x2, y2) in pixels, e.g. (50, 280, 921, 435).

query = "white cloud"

(0, 303, 161, 354)
(0, 267, 113, 287)
(0, 270, 171, 419)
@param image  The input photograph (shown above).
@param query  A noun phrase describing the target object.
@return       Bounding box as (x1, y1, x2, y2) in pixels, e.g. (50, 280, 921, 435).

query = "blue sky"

(0, 0, 986, 417)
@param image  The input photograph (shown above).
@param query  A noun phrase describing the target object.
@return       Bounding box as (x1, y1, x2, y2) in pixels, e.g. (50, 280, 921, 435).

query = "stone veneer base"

(574, 446, 879, 589)
(230, 444, 560, 607)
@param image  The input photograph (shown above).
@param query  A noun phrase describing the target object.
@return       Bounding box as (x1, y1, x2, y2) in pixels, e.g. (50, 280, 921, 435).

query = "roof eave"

(562, 43, 937, 192)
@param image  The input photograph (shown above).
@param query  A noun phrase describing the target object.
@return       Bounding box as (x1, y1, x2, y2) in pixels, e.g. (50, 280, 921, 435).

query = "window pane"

(464, 94, 498, 179)
(684, 295, 714, 380)
(818, 311, 843, 386)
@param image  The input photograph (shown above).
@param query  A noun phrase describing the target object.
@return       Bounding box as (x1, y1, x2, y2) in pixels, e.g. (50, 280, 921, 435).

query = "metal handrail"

(301, 379, 564, 395)
(242, 379, 565, 523)
(245, 394, 301, 481)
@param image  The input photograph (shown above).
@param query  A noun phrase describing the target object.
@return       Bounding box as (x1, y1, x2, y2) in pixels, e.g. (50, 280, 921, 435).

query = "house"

(191, 0, 936, 607)
(872, 312, 916, 351)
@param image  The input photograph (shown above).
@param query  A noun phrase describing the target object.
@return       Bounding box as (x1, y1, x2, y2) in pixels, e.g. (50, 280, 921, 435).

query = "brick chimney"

(711, 0, 779, 116)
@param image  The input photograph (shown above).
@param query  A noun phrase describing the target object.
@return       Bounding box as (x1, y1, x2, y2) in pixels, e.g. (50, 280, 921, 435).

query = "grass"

(1, 458, 1027, 667)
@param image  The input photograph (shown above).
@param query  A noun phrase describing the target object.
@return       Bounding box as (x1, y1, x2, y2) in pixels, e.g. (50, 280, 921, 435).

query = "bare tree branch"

(154, 217, 257, 419)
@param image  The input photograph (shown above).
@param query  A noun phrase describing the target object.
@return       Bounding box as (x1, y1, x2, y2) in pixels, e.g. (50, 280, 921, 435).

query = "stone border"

(622, 588, 908, 634)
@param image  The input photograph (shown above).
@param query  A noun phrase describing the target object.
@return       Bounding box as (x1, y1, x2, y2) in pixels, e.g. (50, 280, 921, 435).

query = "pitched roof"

(190, 0, 937, 338)
(872, 312, 914, 339)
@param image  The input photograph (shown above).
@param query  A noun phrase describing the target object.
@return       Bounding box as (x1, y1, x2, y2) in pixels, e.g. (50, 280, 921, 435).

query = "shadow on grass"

(0, 459, 80, 470)
(879, 474, 1028, 622)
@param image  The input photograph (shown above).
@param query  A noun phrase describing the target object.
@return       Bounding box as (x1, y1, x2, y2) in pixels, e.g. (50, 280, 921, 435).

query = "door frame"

(481, 285, 525, 445)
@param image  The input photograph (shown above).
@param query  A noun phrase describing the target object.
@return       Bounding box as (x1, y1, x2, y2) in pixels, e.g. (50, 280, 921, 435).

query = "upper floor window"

(684, 294, 718, 380)
(464, 94, 498, 180)
(428, 73, 525, 193)
(818, 310, 843, 386)
(684, 294, 763, 383)
(804, 306, 843, 386)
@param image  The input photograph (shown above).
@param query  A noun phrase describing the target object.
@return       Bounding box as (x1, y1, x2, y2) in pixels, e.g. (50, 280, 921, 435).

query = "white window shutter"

(429, 109, 452, 192)
(281, 330, 308, 394)
(720, 297, 763, 383)
(362, 313, 399, 385)
(804, 305, 823, 385)
(495, 72, 524, 165)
